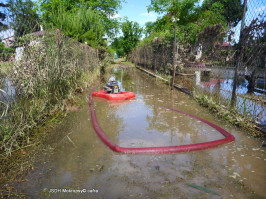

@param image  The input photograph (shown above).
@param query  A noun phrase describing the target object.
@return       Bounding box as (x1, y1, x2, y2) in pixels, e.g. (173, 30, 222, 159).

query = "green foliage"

(8, 0, 40, 37)
(0, 40, 14, 54)
(201, 0, 243, 27)
(121, 20, 143, 56)
(40, 0, 123, 38)
(47, 6, 104, 47)
(148, 0, 200, 22)
(110, 37, 124, 57)
(142, 0, 228, 46)
(0, 40, 15, 61)
(111, 20, 142, 57)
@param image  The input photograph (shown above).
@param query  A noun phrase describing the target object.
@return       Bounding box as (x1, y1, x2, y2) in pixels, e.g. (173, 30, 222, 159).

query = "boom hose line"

(89, 78, 235, 154)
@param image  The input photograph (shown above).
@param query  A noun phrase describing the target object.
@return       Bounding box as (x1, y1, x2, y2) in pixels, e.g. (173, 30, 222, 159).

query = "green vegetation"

(8, 0, 40, 37)
(40, 0, 123, 38)
(0, 32, 110, 155)
(110, 20, 142, 58)
(0, 40, 15, 61)
(201, 0, 243, 27)
(47, 6, 105, 47)
(0, 0, 123, 156)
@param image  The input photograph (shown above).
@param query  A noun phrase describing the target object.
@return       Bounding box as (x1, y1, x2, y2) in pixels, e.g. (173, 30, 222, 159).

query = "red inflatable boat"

(93, 90, 135, 100)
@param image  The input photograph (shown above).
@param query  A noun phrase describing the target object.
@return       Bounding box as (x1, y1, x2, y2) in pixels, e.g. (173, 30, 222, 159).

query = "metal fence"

(129, 0, 265, 130)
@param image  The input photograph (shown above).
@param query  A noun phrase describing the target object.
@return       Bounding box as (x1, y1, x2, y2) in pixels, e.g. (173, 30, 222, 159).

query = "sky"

(114, 0, 161, 26)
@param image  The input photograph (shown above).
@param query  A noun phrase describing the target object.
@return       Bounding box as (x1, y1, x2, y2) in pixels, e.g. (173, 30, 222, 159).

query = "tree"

(121, 20, 142, 57)
(148, 0, 200, 25)
(48, 6, 105, 47)
(40, 0, 124, 38)
(145, 0, 228, 46)
(8, 0, 40, 37)
(110, 37, 124, 57)
(0, 2, 9, 31)
(201, 0, 243, 27)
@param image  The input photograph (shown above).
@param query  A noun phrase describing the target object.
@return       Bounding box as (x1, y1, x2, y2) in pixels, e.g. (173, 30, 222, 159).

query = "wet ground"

(15, 66, 265, 198)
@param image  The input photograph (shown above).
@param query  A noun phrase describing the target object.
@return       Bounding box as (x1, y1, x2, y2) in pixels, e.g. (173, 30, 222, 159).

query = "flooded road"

(16, 66, 265, 198)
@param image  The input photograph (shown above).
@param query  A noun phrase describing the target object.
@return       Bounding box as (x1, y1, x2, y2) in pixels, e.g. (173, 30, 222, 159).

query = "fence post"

(231, 0, 248, 106)
(171, 19, 177, 90)
(56, 28, 61, 76)
(84, 42, 88, 71)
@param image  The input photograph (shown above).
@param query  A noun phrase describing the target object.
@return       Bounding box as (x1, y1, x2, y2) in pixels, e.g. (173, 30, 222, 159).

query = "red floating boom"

(93, 90, 135, 100)
(89, 79, 235, 154)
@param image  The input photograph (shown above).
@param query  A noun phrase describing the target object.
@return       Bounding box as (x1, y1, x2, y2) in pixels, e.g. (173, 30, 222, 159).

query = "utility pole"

(231, 0, 247, 106)
(171, 17, 178, 90)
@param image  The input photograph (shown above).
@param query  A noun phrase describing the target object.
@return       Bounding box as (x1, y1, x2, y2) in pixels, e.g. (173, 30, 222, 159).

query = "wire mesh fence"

(129, 0, 265, 131)
(0, 29, 101, 154)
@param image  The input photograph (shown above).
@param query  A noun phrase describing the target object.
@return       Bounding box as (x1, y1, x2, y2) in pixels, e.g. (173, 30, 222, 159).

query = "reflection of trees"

(94, 100, 125, 144)
(125, 68, 204, 145)
(113, 68, 134, 91)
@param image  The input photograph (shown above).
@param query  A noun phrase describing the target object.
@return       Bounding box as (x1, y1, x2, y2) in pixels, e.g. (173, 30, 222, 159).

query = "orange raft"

(92, 90, 135, 100)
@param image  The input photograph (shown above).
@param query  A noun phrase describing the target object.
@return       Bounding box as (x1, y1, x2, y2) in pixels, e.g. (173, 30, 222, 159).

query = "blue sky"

(114, 0, 161, 26)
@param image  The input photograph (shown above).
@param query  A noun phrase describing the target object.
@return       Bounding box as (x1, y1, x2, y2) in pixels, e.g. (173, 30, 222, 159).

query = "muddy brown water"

(15, 67, 265, 198)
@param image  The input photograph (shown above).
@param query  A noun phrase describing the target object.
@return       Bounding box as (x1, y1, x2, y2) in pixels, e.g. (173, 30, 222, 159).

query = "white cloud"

(254, 6, 266, 13)
(138, 12, 158, 25)
(140, 12, 156, 18)
(110, 13, 120, 19)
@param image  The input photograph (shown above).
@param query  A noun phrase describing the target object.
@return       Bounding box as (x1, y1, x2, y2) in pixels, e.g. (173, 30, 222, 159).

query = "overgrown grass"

(0, 62, 13, 75)
(0, 31, 108, 155)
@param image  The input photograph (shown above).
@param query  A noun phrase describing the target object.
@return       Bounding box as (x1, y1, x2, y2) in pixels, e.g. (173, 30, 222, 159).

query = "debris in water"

(96, 165, 104, 172)
(252, 148, 260, 151)
(186, 183, 220, 196)
(230, 172, 241, 179)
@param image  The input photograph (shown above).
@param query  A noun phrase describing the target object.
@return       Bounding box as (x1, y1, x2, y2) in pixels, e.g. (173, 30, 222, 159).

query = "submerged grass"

(192, 90, 263, 137)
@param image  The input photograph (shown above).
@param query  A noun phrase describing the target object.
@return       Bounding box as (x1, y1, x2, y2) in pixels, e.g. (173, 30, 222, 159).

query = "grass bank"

(0, 31, 112, 155)
(0, 59, 115, 198)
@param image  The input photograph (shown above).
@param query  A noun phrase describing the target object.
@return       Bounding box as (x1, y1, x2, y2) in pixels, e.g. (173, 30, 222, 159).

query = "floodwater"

(15, 66, 265, 198)
(197, 68, 266, 125)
